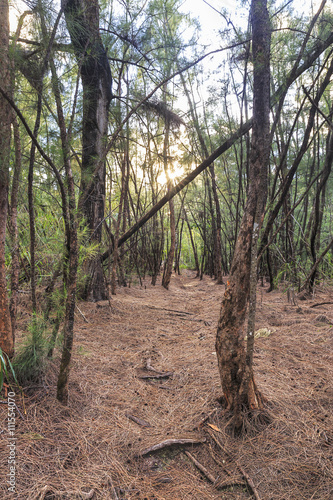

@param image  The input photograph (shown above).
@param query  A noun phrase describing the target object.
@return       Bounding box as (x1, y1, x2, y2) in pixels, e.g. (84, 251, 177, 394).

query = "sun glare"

(9, 1, 29, 33)
(157, 163, 184, 186)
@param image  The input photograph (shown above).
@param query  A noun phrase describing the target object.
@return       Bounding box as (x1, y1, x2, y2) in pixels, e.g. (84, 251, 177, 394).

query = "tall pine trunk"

(63, 0, 112, 301)
(0, 0, 14, 358)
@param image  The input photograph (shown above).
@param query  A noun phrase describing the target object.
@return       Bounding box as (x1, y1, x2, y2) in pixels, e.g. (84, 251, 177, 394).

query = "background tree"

(0, 0, 14, 358)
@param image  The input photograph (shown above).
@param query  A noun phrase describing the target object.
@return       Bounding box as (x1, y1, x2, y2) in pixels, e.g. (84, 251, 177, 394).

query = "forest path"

(1, 271, 333, 499)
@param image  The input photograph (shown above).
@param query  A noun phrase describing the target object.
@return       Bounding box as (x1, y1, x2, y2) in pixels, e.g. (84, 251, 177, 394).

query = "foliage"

(12, 315, 50, 383)
(0, 348, 19, 394)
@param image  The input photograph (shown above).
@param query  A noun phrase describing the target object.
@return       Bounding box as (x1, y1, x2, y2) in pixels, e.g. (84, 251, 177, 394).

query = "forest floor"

(1, 270, 333, 500)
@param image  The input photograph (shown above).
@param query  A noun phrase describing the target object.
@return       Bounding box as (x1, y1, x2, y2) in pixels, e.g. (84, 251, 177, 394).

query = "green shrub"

(13, 315, 50, 384)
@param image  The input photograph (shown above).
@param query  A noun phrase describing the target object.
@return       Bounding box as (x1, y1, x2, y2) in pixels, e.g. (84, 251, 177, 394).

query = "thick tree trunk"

(63, 0, 112, 301)
(0, 0, 14, 358)
(215, 0, 271, 430)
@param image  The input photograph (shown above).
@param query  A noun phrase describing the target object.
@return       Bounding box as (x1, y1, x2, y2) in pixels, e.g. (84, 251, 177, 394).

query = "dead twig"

(184, 450, 217, 483)
(309, 301, 333, 308)
(216, 479, 247, 490)
(208, 443, 233, 477)
(38, 486, 95, 499)
(146, 305, 193, 315)
(136, 437, 206, 457)
(236, 462, 262, 500)
(207, 428, 261, 500)
(138, 372, 173, 380)
(125, 412, 151, 427)
(76, 305, 89, 323)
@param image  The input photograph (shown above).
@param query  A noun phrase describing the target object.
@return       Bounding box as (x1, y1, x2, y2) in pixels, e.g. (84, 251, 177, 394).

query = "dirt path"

(1, 271, 333, 499)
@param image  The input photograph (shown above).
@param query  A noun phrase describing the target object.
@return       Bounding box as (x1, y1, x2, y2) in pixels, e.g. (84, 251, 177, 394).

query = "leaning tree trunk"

(0, 0, 14, 358)
(215, 0, 271, 431)
(63, 0, 112, 301)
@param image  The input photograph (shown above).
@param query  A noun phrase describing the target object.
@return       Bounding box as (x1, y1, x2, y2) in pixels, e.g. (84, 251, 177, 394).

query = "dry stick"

(125, 413, 151, 427)
(184, 450, 217, 483)
(136, 438, 206, 457)
(138, 372, 173, 380)
(207, 429, 261, 500)
(76, 305, 89, 323)
(309, 301, 333, 308)
(146, 305, 193, 315)
(38, 486, 95, 500)
(208, 443, 233, 477)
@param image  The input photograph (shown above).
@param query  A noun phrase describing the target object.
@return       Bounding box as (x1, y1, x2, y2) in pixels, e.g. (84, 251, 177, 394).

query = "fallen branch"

(207, 429, 261, 500)
(184, 450, 217, 483)
(136, 437, 206, 457)
(216, 479, 247, 490)
(125, 413, 151, 427)
(236, 463, 262, 500)
(138, 372, 173, 380)
(146, 305, 193, 316)
(309, 301, 333, 308)
(76, 305, 89, 323)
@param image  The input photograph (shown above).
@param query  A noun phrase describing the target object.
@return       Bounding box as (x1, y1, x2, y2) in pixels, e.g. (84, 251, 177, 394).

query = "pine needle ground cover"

(1, 270, 332, 499)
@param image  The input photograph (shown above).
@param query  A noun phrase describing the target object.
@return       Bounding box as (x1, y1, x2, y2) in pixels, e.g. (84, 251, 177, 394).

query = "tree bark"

(8, 117, 21, 339)
(162, 112, 176, 290)
(0, 0, 14, 358)
(215, 0, 271, 430)
(63, 0, 112, 301)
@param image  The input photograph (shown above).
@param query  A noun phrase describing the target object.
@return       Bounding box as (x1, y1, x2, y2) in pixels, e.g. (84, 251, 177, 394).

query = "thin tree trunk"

(8, 117, 21, 339)
(111, 154, 127, 295)
(51, 61, 79, 405)
(162, 111, 176, 289)
(215, 0, 271, 430)
(306, 128, 333, 292)
(185, 211, 200, 276)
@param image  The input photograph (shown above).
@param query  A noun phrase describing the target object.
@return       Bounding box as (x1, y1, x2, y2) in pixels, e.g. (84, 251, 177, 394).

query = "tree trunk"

(50, 52, 79, 405)
(215, 0, 271, 431)
(305, 127, 333, 292)
(185, 211, 200, 276)
(111, 153, 127, 295)
(9, 117, 21, 339)
(0, 0, 14, 358)
(63, 0, 112, 301)
(162, 113, 176, 290)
